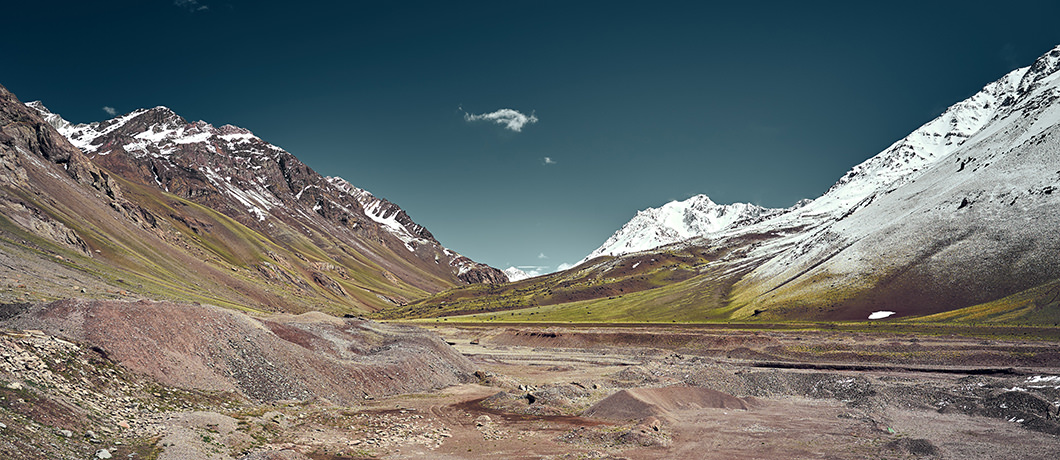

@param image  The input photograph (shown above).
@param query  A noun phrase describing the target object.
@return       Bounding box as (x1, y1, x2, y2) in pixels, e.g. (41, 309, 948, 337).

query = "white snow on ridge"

(364, 201, 416, 242)
(577, 46, 1060, 271)
(806, 67, 1029, 219)
(327, 176, 431, 253)
(582, 194, 779, 262)
(504, 266, 533, 282)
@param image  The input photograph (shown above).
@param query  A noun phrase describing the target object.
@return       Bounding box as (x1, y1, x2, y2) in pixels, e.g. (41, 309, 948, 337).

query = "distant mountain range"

(0, 86, 505, 314)
(392, 45, 1060, 324)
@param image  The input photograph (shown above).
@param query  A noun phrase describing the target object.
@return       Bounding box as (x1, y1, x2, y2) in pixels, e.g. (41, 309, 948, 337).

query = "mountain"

(0, 83, 504, 314)
(388, 45, 1060, 325)
(503, 266, 534, 282)
(581, 194, 782, 262)
(582, 61, 1030, 264)
(725, 44, 1060, 321)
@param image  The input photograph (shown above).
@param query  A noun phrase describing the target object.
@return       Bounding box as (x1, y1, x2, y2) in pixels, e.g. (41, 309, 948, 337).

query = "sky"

(5, 1, 1060, 275)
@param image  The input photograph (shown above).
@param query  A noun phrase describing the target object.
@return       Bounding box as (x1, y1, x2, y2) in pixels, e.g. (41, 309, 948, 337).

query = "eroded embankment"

(2, 299, 475, 404)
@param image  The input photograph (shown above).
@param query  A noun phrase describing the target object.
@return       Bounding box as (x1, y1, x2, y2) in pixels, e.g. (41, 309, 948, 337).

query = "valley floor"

(2, 323, 1059, 459)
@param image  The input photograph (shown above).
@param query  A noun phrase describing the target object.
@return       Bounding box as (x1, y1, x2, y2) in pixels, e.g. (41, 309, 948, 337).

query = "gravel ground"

(1, 310, 1058, 459)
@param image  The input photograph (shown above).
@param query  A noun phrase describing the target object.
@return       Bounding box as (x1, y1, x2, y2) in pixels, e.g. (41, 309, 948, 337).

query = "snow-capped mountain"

(520, 45, 1060, 323)
(586, 45, 1060, 266)
(582, 194, 780, 262)
(503, 266, 534, 282)
(23, 101, 506, 302)
(721, 44, 1060, 319)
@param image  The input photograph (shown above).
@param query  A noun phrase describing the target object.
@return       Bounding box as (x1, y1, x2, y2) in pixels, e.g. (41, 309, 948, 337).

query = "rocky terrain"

(1, 31, 1058, 460)
(2, 305, 1058, 459)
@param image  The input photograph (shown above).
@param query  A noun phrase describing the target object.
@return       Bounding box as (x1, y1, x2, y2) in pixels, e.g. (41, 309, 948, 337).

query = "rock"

(475, 415, 492, 426)
(95, 449, 112, 459)
(57, 429, 72, 437)
(5, 381, 22, 390)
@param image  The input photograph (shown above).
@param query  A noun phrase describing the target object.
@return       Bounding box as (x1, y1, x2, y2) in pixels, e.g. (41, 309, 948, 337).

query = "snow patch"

(867, 311, 896, 320)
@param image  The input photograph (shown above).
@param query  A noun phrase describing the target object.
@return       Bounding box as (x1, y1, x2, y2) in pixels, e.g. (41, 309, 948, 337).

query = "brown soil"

(3, 299, 475, 403)
(2, 309, 1059, 459)
(584, 386, 758, 420)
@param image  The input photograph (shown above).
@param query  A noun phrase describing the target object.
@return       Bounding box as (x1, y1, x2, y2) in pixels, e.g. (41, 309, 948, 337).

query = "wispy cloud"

(537, 252, 549, 260)
(174, 0, 209, 12)
(556, 262, 575, 271)
(102, 106, 117, 116)
(463, 108, 538, 132)
(543, 157, 557, 165)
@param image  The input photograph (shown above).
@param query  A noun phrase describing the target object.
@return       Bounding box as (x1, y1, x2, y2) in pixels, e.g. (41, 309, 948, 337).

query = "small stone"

(57, 429, 73, 438)
(5, 382, 22, 390)
(85, 430, 97, 439)
(95, 449, 112, 459)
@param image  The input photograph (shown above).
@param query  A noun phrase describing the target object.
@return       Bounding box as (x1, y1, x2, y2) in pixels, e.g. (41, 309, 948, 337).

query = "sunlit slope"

(383, 46, 1060, 325)
(0, 82, 495, 313)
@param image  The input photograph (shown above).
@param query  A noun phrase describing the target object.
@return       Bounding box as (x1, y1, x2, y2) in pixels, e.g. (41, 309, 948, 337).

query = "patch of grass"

(908, 279, 1060, 326)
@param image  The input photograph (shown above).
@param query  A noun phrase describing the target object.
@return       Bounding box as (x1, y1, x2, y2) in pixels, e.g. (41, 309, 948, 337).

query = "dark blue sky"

(5, 1, 1060, 273)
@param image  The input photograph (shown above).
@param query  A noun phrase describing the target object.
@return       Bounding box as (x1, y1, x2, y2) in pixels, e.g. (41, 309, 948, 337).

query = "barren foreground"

(1, 302, 1058, 459)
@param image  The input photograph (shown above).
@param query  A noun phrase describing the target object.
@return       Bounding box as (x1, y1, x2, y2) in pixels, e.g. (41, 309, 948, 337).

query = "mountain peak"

(504, 266, 533, 282)
(24, 100, 75, 132)
(582, 195, 780, 262)
(1017, 45, 1060, 95)
(24, 100, 50, 113)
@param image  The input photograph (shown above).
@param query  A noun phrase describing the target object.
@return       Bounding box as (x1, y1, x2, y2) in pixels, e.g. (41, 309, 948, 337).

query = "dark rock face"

(454, 258, 509, 285)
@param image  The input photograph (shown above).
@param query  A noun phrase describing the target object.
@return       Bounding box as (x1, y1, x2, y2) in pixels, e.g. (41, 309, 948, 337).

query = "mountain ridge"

(26, 100, 506, 288)
(0, 84, 505, 314)
(388, 45, 1060, 324)
(582, 194, 781, 263)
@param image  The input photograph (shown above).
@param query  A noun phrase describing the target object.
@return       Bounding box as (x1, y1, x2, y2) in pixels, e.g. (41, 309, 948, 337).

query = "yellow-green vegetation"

(0, 168, 462, 314)
(416, 273, 743, 324)
(908, 279, 1060, 326)
(376, 246, 745, 320)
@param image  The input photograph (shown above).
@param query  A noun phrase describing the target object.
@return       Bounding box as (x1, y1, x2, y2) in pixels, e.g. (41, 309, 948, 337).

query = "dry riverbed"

(2, 314, 1058, 459)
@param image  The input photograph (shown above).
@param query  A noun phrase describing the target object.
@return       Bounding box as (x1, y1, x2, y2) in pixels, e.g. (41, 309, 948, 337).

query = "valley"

(0, 22, 1058, 460)
(2, 307, 1058, 459)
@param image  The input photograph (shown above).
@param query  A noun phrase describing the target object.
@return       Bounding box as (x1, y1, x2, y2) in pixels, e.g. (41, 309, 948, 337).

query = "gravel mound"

(584, 386, 756, 420)
(3, 299, 475, 404)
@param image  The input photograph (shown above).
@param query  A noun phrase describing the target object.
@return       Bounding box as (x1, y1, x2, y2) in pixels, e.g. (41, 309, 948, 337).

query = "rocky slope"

(0, 299, 478, 460)
(29, 101, 506, 287)
(723, 44, 1060, 320)
(3, 299, 475, 404)
(0, 82, 503, 314)
(398, 45, 1060, 324)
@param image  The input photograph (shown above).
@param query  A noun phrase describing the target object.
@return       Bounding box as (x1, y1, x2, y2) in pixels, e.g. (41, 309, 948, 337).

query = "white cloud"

(543, 157, 557, 165)
(102, 106, 117, 116)
(537, 252, 548, 260)
(464, 108, 538, 132)
(174, 0, 209, 11)
(556, 262, 575, 271)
